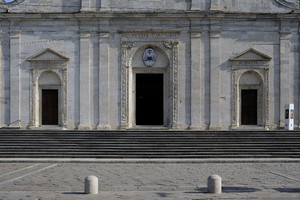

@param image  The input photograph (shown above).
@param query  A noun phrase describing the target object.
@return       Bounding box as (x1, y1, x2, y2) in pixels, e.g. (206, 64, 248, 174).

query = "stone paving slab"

(0, 162, 299, 199)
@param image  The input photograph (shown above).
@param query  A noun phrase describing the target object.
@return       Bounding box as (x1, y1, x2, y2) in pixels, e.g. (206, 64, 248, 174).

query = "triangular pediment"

(230, 48, 272, 61)
(28, 48, 69, 62)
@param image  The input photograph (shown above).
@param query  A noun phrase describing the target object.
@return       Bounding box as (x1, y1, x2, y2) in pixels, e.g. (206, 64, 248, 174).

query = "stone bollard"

(85, 175, 98, 194)
(207, 174, 222, 194)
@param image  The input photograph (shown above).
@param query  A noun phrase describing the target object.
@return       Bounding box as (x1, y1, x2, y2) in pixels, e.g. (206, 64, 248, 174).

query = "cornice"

(0, 12, 299, 21)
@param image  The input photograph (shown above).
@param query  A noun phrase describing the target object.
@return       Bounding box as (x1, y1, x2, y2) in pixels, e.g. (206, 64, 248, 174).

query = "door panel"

(42, 89, 58, 125)
(241, 89, 257, 125)
(136, 74, 164, 125)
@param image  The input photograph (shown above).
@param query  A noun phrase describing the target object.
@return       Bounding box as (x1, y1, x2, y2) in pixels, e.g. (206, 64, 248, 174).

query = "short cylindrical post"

(85, 175, 98, 194)
(207, 174, 222, 193)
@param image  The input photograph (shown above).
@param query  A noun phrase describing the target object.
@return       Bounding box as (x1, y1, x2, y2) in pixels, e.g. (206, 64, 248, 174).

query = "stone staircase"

(0, 130, 299, 159)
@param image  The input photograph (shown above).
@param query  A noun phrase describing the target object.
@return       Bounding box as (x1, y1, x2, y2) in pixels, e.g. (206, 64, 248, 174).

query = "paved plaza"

(0, 160, 300, 200)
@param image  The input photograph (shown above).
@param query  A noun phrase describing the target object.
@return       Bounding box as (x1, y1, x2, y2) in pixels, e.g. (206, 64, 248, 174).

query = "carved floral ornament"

(275, 0, 300, 9)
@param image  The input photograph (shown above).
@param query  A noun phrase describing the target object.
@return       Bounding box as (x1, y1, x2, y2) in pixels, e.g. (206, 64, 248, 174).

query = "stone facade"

(0, 0, 299, 130)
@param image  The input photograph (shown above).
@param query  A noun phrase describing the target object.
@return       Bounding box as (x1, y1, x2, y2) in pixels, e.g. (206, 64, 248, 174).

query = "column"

(97, 32, 111, 130)
(209, 31, 221, 130)
(9, 30, 21, 128)
(279, 31, 292, 128)
(78, 30, 91, 130)
(190, 31, 205, 130)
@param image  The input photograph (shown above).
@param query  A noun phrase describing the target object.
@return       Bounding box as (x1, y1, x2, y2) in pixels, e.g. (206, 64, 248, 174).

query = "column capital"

(279, 31, 292, 39)
(190, 30, 202, 38)
(209, 31, 220, 38)
(9, 30, 21, 38)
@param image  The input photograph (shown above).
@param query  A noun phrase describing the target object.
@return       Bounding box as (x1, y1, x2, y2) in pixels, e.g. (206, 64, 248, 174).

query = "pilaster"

(9, 30, 21, 128)
(0, 30, 3, 128)
(209, 31, 221, 130)
(78, 30, 92, 130)
(279, 30, 292, 128)
(97, 32, 111, 130)
(190, 31, 206, 130)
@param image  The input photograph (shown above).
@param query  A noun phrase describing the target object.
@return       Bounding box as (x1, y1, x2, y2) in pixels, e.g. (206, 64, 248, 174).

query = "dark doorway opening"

(241, 89, 257, 125)
(42, 89, 58, 125)
(136, 74, 164, 125)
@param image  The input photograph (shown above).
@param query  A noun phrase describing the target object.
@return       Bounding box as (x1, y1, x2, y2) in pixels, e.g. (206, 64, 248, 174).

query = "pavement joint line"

(0, 158, 300, 163)
(0, 164, 57, 186)
(268, 171, 300, 182)
(0, 164, 41, 178)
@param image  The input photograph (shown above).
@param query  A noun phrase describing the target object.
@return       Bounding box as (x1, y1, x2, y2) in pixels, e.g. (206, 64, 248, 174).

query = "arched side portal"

(28, 48, 68, 128)
(120, 41, 179, 130)
(230, 48, 271, 130)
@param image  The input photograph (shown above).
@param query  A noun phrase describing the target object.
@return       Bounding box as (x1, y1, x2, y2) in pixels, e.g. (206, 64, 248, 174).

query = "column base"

(189, 124, 208, 130)
(97, 124, 111, 130)
(78, 124, 92, 130)
(209, 125, 222, 131)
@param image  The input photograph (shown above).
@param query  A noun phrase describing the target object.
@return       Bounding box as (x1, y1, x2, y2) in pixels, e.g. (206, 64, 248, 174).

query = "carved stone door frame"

(232, 68, 269, 129)
(120, 41, 179, 130)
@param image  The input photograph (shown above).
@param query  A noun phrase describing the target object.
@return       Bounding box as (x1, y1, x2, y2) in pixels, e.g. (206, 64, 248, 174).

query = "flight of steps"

(0, 130, 299, 159)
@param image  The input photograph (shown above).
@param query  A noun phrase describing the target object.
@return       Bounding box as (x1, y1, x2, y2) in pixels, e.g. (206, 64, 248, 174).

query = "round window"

(3, 0, 16, 3)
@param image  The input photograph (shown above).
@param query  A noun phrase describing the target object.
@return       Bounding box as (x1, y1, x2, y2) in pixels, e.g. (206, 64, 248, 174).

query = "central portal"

(136, 74, 164, 125)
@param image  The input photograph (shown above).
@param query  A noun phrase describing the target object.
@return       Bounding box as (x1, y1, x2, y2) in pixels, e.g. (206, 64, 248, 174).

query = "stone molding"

(120, 40, 179, 130)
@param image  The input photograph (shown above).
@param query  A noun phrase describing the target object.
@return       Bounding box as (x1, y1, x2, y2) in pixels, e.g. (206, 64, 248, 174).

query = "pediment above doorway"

(230, 48, 272, 69)
(230, 48, 272, 62)
(28, 48, 69, 65)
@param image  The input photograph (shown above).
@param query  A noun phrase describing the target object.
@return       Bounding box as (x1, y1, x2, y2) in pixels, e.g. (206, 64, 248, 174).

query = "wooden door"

(136, 74, 164, 125)
(42, 89, 58, 125)
(241, 89, 257, 125)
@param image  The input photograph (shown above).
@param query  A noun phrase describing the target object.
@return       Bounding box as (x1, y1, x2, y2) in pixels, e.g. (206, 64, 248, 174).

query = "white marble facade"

(0, 0, 299, 130)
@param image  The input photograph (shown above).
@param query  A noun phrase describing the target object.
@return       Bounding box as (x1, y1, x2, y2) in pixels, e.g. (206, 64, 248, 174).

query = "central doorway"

(136, 74, 164, 125)
(42, 89, 58, 125)
(241, 89, 257, 125)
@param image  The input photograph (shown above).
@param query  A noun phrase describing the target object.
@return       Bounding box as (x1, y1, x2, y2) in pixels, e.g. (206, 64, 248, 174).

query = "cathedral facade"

(0, 0, 299, 130)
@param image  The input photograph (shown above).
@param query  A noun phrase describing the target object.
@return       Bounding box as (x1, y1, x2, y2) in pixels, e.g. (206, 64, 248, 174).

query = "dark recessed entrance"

(136, 74, 164, 125)
(42, 89, 58, 125)
(241, 89, 257, 125)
